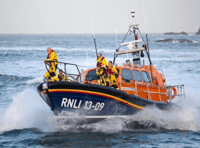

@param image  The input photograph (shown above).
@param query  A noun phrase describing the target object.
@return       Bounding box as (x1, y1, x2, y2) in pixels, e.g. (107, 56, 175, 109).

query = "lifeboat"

(37, 10, 185, 122)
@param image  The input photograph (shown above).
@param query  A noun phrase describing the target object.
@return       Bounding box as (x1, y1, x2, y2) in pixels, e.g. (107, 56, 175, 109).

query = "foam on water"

(26, 77, 43, 85)
(78, 118, 126, 133)
(74, 95, 200, 132)
(193, 40, 199, 43)
(0, 89, 58, 132)
(130, 96, 200, 131)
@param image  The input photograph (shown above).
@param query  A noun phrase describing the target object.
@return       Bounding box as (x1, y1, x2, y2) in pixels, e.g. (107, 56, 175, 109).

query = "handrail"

(45, 61, 82, 82)
(116, 79, 185, 101)
(120, 81, 166, 93)
(45, 61, 80, 73)
(166, 85, 185, 102)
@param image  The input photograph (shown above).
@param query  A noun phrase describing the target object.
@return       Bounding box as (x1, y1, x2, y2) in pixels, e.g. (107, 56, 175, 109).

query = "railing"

(45, 61, 82, 82)
(119, 80, 166, 99)
(138, 84, 167, 101)
(166, 85, 185, 102)
(118, 78, 185, 102)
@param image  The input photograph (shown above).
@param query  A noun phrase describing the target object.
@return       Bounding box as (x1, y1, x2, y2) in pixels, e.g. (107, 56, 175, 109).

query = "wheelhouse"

(81, 64, 169, 103)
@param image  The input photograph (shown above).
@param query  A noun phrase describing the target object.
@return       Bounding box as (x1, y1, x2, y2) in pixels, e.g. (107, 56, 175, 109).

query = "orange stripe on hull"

(46, 89, 144, 110)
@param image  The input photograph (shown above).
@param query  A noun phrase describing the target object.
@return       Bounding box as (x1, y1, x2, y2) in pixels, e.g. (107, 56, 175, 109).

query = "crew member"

(58, 70, 65, 81)
(58, 70, 69, 82)
(126, 59, 131, 67)
(96, 53, 107, 85)
(106, 61, 118, 89)
(44, 47, 59, 82)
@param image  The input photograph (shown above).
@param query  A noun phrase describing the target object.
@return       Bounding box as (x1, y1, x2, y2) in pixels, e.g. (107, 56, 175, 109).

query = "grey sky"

(0, 0, 199, 34)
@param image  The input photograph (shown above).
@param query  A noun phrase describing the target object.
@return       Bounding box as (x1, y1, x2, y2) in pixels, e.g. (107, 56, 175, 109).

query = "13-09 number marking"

(85, 101, 105, 111)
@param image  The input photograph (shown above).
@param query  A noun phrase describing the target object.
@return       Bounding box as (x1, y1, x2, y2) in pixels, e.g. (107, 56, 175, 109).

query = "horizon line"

(0, 32, 197, 35)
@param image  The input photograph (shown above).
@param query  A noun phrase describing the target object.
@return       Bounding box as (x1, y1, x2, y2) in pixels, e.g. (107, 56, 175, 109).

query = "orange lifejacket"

(106, 66, 114, 75)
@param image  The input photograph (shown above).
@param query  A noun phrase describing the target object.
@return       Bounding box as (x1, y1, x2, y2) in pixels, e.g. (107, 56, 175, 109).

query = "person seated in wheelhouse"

(106, 61, 119, 89)
(44, 47, 59, 82)
(96, 53, 107, 85)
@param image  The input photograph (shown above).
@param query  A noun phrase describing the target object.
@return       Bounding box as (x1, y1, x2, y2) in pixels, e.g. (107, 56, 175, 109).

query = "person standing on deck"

(96, 53, 107, 85)
(106, 61, 118, 89)
(44, 47, 59, 82)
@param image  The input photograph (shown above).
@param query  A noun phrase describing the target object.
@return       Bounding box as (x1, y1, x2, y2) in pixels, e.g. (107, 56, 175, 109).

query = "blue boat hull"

(37, 82, 169, 119)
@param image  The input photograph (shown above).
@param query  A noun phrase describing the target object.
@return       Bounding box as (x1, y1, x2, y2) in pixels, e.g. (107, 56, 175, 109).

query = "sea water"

(0, 34, 200, 147)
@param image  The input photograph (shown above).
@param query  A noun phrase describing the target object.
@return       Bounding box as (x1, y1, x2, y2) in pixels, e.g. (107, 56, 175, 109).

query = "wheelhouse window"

(122, 69, 133, 82)
(86, 70, 98, 81)
(132, 70, 142, 82)
(142, 71, 151, 83)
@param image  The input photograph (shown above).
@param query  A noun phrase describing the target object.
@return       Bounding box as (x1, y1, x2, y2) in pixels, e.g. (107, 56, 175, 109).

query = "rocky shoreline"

(164, 32, 188, 35)
(156, 38, 194, 43)
(196, 28, 200, 35)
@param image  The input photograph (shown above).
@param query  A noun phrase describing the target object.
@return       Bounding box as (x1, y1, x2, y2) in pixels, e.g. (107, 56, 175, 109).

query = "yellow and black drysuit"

(44, 50, 59, 82)
(96, 56, 107, 85)
(106, 65, 118, 89)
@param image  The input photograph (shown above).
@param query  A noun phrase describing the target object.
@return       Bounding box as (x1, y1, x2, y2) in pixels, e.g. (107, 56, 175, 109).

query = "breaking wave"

(27, 77, 43, 85)
(70, 96, 200, 132)
(0, 89, 57, 132)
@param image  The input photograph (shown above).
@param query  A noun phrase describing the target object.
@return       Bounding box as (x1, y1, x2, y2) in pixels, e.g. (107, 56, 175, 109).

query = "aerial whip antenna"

(141, 1, 153, 82)
(85, 48, 89, 69)
(141, 0, 150, 55)
(114, 25, 119, 49)
(142, 0, 147, 34)
(87, 0, 98, 59)
(91, 21, 98, 59)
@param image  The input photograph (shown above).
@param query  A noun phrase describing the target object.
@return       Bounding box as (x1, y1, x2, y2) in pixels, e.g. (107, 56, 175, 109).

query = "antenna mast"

(114, 25, 119, 49)
(91, 21, 98, 59)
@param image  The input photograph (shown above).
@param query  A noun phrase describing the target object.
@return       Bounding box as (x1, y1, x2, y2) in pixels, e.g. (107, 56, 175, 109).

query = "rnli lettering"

(61, 98, 82, 109)
(61, 98, 105, 111)
(61, 98, 68, 107)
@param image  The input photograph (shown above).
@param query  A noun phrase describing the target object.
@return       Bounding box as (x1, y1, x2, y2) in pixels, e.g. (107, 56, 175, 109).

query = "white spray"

(0, 89, 59, 132)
